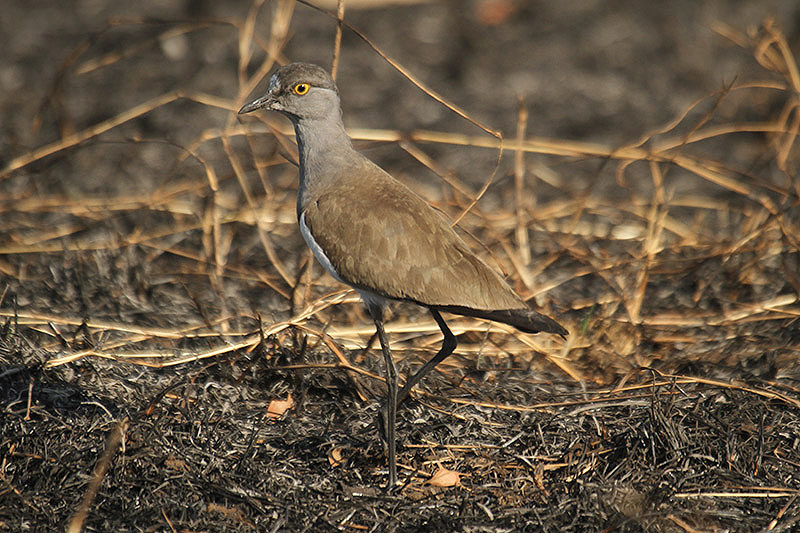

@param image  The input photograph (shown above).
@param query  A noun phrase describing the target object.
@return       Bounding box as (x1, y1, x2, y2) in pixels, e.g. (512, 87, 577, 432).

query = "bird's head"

(238, 62, 340, 122)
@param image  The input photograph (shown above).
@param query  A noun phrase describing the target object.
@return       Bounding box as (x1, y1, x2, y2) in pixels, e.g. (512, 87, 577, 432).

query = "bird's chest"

(298, 210, 345, 284)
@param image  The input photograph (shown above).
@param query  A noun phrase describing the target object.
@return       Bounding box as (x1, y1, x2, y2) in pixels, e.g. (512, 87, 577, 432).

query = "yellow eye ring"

(293, 83, 310, 95)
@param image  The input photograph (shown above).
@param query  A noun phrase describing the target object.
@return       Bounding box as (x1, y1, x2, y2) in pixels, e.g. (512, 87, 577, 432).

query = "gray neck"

(291, 112, 355, 217)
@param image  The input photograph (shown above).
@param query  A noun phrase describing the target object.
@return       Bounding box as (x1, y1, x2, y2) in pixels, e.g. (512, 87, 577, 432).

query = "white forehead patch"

(268, 73, 280, 93)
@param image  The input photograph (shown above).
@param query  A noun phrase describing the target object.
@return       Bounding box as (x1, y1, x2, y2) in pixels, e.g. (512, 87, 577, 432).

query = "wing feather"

(302, 158, 525, 311)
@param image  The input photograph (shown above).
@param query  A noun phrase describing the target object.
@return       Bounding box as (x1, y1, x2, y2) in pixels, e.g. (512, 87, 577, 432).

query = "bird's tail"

(435, 305, 568, 338)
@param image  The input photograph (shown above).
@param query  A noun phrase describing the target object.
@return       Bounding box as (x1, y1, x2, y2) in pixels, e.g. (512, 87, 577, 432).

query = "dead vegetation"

(1, 1, 800, 531)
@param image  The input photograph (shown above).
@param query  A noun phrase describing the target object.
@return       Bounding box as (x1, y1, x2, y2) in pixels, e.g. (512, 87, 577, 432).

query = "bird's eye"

(293, 83, 310, 95)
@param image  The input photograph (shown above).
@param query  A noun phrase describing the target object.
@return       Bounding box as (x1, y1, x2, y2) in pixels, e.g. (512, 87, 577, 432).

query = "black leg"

(371, 313, 398, 488)
(397, 309, 457, 405)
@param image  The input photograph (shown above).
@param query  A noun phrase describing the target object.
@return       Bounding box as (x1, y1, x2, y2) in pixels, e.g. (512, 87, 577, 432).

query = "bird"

(239, 62, 567, 488)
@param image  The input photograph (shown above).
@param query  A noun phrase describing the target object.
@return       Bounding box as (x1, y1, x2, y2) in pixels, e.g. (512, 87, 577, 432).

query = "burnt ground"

(2, 1, 800, 531)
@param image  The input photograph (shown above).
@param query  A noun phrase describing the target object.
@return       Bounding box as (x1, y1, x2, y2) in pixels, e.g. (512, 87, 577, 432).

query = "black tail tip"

(527, 313, 568, 337)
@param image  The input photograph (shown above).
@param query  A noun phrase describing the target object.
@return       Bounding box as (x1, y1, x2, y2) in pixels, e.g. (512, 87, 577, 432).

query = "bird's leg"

(397, 309, 457, 405)
(371, 311, 398, 488)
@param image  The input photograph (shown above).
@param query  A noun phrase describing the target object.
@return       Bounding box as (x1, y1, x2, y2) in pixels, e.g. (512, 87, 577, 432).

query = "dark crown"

(274, 63, 338, 93)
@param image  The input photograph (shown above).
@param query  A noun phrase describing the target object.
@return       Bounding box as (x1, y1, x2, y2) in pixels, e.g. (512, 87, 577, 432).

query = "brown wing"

(302, 158, 525, 311)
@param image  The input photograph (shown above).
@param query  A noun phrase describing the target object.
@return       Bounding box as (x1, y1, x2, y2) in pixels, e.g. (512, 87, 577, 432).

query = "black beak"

(238, 93, 274, 114)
